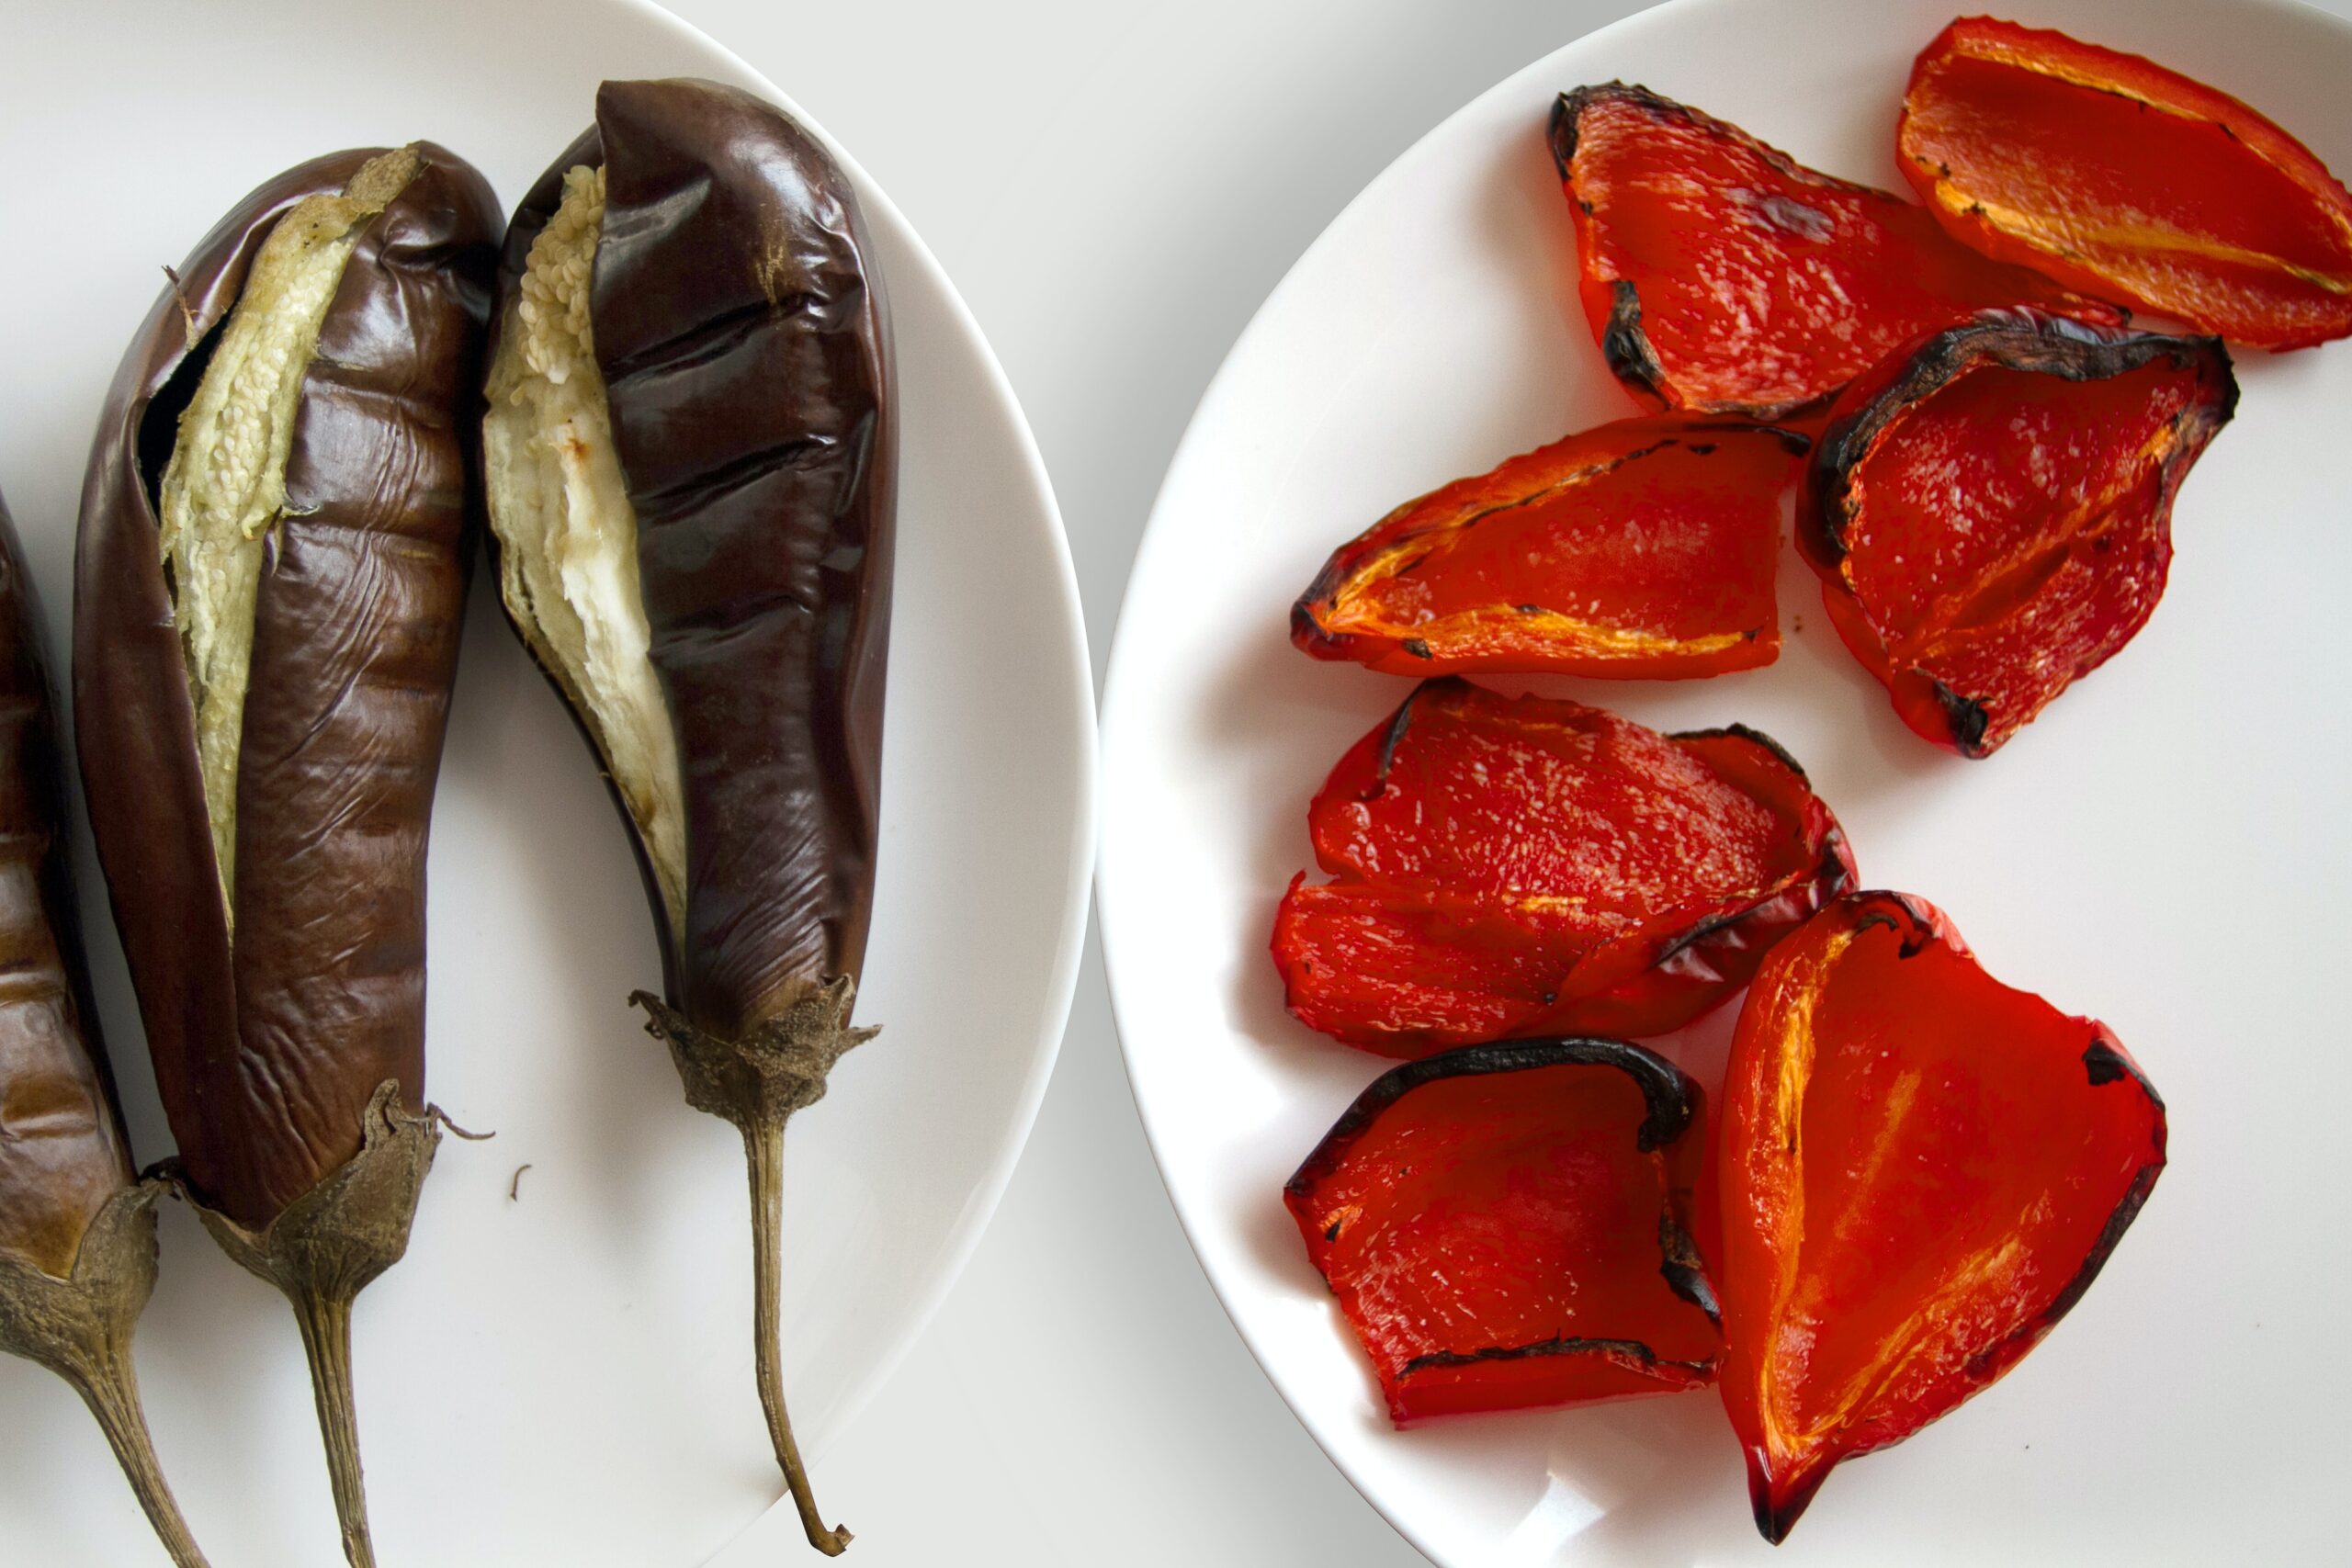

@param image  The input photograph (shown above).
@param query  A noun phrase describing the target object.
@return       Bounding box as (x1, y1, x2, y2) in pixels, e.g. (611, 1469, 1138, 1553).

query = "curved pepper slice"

(1719, 892, 2166, 1543)
(1548, 83, 2115, 419)
(1272, 679, 1853, 1055)
(1802, 309, 2234, 756)
(1292, 416, 1805, 679)
(1899, 17, 2352, 348)
(1286, 1038, 1719, 1424)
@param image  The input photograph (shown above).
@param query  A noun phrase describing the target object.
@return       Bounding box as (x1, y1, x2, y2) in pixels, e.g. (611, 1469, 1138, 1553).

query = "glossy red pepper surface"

(1900, 17, 2352, 348)
(1272, 679, 1852, 1055)
(1286, 1038, 1719, 1424)
(1718, 891, 2166, 1542)
(1293, 416, 1804, 679)
(1549, 83, 2114, 419)
(1801, 309, 2234, 756)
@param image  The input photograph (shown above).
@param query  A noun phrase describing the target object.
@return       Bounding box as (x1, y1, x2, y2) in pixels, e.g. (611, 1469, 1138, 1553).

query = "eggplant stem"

(632, 980, 876, 1558)
(0, 1185, 214, 1568)
(176, 1083, 447, 1568)
(746, 1119, 850, 1556)
(68, 1330, 215, 1568)
(287, 1281, 375, 1568)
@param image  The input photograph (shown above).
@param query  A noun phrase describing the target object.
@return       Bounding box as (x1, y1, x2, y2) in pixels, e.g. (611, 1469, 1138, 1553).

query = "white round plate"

(1101, 0, 2351, 1562)
(0, 3, 1094, 1564)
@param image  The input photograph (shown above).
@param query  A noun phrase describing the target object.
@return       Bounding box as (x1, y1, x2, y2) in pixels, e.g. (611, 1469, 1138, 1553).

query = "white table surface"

(677, 0, 2352, 1562)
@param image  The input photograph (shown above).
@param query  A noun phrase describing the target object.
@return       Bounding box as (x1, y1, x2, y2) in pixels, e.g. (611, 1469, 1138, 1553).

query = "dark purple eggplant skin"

(74, 145, 501, 1232)
(493, 78, 896, 1042)
(0, 488, 134, 1280)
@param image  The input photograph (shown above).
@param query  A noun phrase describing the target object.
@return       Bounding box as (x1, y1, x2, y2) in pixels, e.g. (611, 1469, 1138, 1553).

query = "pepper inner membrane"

(482, 164, 690, 938)
(155, 146, 421, 924)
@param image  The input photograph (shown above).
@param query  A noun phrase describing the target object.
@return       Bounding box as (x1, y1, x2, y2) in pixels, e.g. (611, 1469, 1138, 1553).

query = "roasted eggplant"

(482, 78, 893, 1555)
(74, 142, 499, 1568)
(0, 488, 211, 1566)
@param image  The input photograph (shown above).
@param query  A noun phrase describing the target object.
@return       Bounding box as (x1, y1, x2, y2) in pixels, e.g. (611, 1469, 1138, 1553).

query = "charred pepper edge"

(1548, 84, 1922, 420)
(1805, 309, 2237, 568)
(1929, 679, 1994, 758)
(1285, 1037, 1699, 1200)
(1396, 1334, 1714, 1381)
(1667, 721, 1814, 783)
(1290, 1037, 1721, 1405)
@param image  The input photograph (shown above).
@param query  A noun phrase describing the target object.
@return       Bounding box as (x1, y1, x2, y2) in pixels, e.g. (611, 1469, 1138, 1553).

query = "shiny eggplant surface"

(75, 141, 499, 1568)
(484, 78, 893, 1556)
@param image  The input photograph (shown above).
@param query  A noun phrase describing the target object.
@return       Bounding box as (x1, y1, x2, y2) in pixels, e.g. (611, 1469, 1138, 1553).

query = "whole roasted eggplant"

(482, 78, 892, 1555)
(0, 489, 211, 1567)
(75, 143, 500, 1568)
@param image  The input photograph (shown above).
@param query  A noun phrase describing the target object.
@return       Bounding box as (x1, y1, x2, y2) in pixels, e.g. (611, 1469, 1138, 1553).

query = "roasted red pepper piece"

(1286, 1038, 1719, 1424)
(1801, 309, 2234, 756)
(1272, 679, 1853, 1054)
(1718, 891, 2166, 1542)
(1900, 17, 2352, 348)
(1292, 416, 1805, 679)
(1548, 83, 2115, 419)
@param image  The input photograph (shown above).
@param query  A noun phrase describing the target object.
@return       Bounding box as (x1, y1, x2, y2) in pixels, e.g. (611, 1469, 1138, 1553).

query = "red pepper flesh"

(1549, 83, 2117, 419)
(1286, 1038, 1719, 1424)
(1292, 416, 1804, 679)
(1802, 309, 2234, 756)
(1272, 679, 1853, 1055)
(1718, 891, 2166, 1542)
(1900, 17, 2352, 349)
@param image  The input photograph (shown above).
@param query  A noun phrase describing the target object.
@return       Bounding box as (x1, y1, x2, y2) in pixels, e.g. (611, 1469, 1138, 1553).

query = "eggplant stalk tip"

(634, 980, 875, 1557)
(482, 163, 689, 933)
(156, 145, 422, 919)
(180, 1084, 447, 1568)
(0, 1185, 212, 1568)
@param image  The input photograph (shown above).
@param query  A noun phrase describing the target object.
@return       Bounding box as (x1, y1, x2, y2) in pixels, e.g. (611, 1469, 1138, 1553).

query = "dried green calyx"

(482, 164, 690, 938)
(157, 144, 422, 921)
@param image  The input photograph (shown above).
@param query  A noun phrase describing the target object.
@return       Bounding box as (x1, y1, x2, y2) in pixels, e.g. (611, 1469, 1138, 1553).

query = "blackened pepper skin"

(75, 144, 499, 1568)
(488, 78, 892, 1555)
(0, 489, 212, 1568)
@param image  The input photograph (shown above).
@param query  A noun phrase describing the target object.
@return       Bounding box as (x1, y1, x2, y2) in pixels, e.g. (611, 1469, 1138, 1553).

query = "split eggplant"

(75, 143, 500, 1567)
(0, 489, 211, 1566)
(482, 79, 893, 1554)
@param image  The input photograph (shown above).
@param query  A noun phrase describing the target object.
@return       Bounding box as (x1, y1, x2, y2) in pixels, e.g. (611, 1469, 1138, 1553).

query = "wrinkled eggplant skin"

(75, 145, 501, 1230)
(495, 79, 896, 1040)
(0, 491, 133, 1280)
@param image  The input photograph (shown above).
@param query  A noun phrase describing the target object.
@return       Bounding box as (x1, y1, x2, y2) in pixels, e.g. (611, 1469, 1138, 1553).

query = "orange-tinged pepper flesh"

(1718, 892, 2165, 1542)
(1293, 416, 1805, 679)
(1900, 17, 2352, 348)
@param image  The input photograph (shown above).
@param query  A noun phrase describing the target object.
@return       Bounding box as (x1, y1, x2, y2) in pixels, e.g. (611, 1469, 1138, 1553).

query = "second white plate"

(1102, 0, 2352, 1562)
